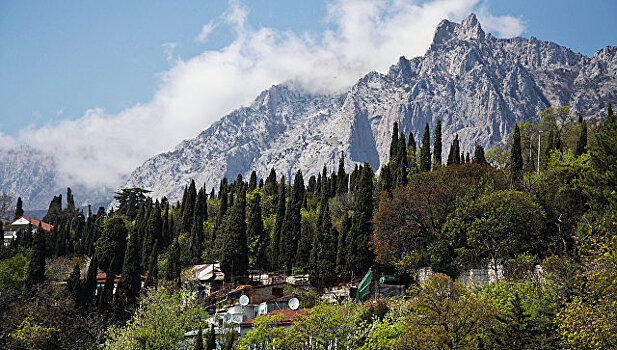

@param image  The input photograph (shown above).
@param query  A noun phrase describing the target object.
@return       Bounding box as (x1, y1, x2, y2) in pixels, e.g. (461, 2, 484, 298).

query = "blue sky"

(0, 0, 615, 190)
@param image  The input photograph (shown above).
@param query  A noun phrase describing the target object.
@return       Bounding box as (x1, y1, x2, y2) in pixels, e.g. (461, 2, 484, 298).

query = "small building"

(238, 308, 307, 337)
(3, 216, 54, 246)
(188, 263, 225, 297)
(78, 272, 147, 295)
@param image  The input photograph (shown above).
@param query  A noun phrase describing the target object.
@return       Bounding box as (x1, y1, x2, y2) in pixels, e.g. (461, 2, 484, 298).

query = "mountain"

(121, 14, 617, 203)
(0, 145, 112, 211)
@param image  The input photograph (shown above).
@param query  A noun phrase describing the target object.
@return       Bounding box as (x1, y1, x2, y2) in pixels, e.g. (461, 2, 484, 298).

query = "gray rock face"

(0, 146, 113, 211)
(122, 13, 617, 203)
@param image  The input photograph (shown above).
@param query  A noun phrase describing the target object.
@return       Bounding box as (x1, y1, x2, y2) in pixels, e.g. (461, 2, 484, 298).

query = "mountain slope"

(122, 14, 617, 203)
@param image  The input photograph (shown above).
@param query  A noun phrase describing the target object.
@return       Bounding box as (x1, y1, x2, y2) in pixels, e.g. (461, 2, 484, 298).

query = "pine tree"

(575, 115, 588, 156)
(271, 177, 286, 269)
(473, 145, 486, 164)
(25, 224, 46, 289)
(247, 193, 267, 269)
(249, 171, 257, 191)
(14, 197, 24, 220)
(510, 123, 524, 183)
(432, 118, 442, 170)
(117, 229, 142, 305)
(346, 164, 375, 275)
(420, 122, 432, 172)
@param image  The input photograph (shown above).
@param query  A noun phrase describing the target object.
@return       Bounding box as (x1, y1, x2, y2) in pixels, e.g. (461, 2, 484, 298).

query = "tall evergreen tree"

(13, 197, 24, 220)
(585, 104, 617, 210)
(407, 131, 417, 173)
(309, 193, 337, 287)
(510, 123, 524, 183)
(280, 171, 304, 269)
(336, 212, 351, 275)
(432, 118, 442, 170)
(117, 229, 142, 305)
(575, 116, 588, 156)
(66, 187, 75, 212)
(194, 329, 204, 350)
(544, 128, 555, 159)
(165, 238, 181, 288)
(66, 263, 81, 305)
(378, 165, 393, 193)
(346, 164, 375, 275)
(205, 325, 217, 350)
(389, 122, 399, 164)
(214, 178, 228, 244)
(420, 122, 432, 172)
(245, 171, 256, 192)
(396, 132, 408, 186)
(81, 256, 99, 307)
(143, 202, 162, 270)
(473, 145, 486, 164)
(189, 188, 207, 265)
(98, 260, 116, 313)
(95, 216, 128, 274)
(247, 193, 267, 269)
(271, 177, 286, 269)
(182, 180, 197, 234)
(336, 152, 348, 195)
(144, 241, 159, 289)
(25, 225, 46, 288)
(264, 169, 278, 197)
(216, 184, 248, 280)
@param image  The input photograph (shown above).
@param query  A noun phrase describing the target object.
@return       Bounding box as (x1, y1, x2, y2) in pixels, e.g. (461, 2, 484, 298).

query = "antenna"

(288, 297, 299, 310)
(239, 295, 249, 306)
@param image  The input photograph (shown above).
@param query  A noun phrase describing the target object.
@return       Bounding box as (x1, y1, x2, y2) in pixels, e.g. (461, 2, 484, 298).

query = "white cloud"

(195, 22, 215, 42)
(16, 0, 525, 192)
(162, 42, 178, 63)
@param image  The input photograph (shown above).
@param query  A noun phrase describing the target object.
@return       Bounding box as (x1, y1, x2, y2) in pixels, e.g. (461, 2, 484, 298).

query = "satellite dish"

(239, 295, 249, 306)
(288, 297, 300, 310)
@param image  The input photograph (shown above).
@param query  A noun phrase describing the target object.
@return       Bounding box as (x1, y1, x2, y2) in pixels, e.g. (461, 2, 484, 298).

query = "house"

(79, 272, 147, 295)
(188, 263, 225, 297)
(238, 308, 307, 337)
(3, 216, 54, 246)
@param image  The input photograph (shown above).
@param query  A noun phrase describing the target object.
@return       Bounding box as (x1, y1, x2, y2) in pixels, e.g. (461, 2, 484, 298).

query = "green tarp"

(356, 268, 373, 302)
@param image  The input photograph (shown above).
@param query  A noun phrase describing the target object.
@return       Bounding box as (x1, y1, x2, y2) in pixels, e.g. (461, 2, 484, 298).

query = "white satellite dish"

(288, 297, 300, 310)
(239, 295, 250, 306)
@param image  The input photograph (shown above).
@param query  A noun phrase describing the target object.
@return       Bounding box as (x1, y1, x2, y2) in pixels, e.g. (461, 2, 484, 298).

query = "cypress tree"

(247, 193, 267, 269)
(336, 152, 348, 195)
(143, 202, 162, 270)
(98, 260, 116, 313)
(194, 329, 204, 350)
(117, 229, 142, 305)
(544, 128, 555, 159)
(378, 165, 393, 193)
(66, 187, 75, 212)
(81, 256, 99, 307)
(585, 104, 617, 209)
(510, 123, 524, 183)
(389, 122, 399, 164)
(309, 193, 337, 287)
(336, 212, 351, 275)
(473, 145, 486, 164)
(271, 176, 286, 269)
(205, 324, 217, 350)
(249, 171, 257, 191)
(407, 131, 417, 173)
(460, 151, 465, 165)
(575, 116, 588, 156)
(144, 240, 159, 289)
(165, 238, 181, 288)
(346, 164, 375, 275)
(182, 180, 197, 234)
(214, 178, 228, 244)
(420, 122, 432, 172)
(216, 184, 248, 280)
(25, 224, 46, 289)
(264, 169, 278, 197)
(432, 118, 442, 170)
(14, 197, 24, 220)
(465, 152, 470, 164)
(396, 132, 408, 186)
(67, 263, 81, 304)
(95, 216, 128, 275)
(189, 188, 207, 265)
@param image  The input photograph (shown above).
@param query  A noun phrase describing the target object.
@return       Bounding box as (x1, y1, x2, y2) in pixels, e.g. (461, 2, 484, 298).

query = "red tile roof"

(239, 308, 307, 327)
(79, 272, 147, 283)
(10, 216, 54, 231)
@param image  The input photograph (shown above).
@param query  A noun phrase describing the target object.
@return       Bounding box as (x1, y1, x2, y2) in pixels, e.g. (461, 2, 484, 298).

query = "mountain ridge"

(121, 14, 617, 204)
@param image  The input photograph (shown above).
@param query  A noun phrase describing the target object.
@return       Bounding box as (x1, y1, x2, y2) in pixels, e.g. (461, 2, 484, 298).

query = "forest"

(0, 104, 615, 349)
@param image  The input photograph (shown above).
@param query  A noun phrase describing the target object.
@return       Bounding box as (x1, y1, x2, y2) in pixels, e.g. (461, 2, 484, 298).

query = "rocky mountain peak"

(432, 13, 485, 48)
